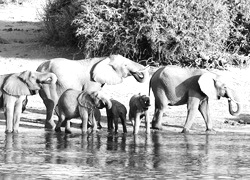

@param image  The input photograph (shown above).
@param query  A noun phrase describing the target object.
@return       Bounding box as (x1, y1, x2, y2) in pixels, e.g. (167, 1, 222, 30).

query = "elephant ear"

(77, 92, 95, 110)
(92, 57, 123, 85)
(3, 73, 31, 96)
(198, 73, 218, 100)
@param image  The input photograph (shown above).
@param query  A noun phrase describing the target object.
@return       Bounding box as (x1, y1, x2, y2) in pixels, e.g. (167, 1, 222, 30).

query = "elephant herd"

(0, 54, 241, 134)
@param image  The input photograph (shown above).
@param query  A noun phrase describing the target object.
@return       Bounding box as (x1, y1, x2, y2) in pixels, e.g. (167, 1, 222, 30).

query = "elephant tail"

(148, 77, 152, 97)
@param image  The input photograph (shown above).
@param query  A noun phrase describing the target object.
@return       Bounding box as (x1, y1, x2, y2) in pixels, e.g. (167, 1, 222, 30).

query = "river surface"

(0, 127, 250, 180)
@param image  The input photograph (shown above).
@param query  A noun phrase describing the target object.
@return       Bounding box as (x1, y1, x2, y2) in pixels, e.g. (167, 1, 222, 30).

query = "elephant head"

(198, 73, 241, 116)
(92, 54, 149, 85)
(78, 91, 112, 110)
(139, 94, 151, 110)
(3, 71, 57, 96)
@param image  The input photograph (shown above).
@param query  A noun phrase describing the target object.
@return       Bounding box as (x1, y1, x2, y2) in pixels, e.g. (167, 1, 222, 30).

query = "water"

(0, 127, 250, 179)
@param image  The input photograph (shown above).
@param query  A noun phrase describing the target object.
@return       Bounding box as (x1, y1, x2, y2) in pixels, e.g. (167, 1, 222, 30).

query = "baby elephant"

(55, 89, 112, 134)
(106, 99, 127, 133)
(129, 94, 151, 134)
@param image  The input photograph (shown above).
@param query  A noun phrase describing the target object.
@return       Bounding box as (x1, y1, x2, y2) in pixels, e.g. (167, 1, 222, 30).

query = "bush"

(43, 0, 250, 67)
(225, 0, 250, 55)
(43, 0, 80, 46)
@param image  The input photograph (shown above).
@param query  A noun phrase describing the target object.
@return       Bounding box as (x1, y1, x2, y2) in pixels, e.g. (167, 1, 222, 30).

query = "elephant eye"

(31, 75, 36, 79)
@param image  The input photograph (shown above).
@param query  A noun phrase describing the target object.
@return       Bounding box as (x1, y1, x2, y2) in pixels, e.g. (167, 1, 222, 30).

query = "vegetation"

(43, 0, 250, 68)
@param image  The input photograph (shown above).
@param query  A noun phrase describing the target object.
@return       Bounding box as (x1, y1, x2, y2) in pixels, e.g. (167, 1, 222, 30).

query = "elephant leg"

(13, 97, 25, 133)
(133, 113, 141, 134)
(44, 99, 56, 129)
(79, 109, 89, 134)
(182, 95, 200, 133)
(55, 113, 65, 133)
(94, 109, 102, 129)
(97, 121, 102, 129)
(108, 117, 114, 131)
(3, 95, 16, 133)
(39, 86, 58, 130)
(151, 108, 164, 130)
(107, 113, 114, 132)
(199, 99, 213, 131)
(65, 120, 72, 134)
(120, 115, 127, 133)
(91, 112, 97, 132)
(113, 117, 119, 133)
(144, 111, 150, 134)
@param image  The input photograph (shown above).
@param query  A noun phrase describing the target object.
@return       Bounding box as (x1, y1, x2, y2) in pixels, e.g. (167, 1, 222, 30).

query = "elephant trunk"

(102, 98, 112, 109)
(226, 89, 241, 116)
(228, 99, 241, 116)
(131, 66, 149, 83)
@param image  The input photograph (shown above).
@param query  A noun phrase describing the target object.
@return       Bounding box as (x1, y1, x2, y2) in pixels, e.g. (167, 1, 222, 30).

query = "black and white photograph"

(0, 0, 250, 179)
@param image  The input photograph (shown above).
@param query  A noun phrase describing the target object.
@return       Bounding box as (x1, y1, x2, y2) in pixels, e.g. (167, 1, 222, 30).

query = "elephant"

(36, 54, 149, 130)
(0, 70, 57, 133)
(55, 106, 102, 130)
(129, 94, 151, 134)
(106, 99, 127, 133)
(21, 96, 28, 113)
(55, 89, 112, 134)
(93, 108, 102, 129)
(149, 65, 241, 133)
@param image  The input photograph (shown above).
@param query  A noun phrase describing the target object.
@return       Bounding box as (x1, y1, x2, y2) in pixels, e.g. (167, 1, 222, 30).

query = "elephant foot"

(97, 124, 102, 129)
(181, 128, 191, 133)
(108, 128, 114, 132)
(5, 130, 12, 134)
(45, 120, 56, 130)
(151, 121, 163, 130)
(65, 128, 72, 134)
(13, 129, 18, 133)
(55, 127, 61, 132)
(206, 129, 216, 134)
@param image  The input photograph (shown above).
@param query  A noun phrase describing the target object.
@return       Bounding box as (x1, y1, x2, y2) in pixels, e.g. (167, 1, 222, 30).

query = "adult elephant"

(37, 54, 149, 129)
(149, 65, 241, 133)
(0, 71, 57, 133)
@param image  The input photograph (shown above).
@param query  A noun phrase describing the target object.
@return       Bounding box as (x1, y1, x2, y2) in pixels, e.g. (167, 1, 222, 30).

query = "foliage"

(43, 0, 250, 68)
(42, 0, 80, 46)
(225, 0, 250, 55)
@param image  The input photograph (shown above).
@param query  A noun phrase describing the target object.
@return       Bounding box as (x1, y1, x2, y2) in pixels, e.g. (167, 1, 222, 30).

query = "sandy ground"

(1, 1, 250, 134)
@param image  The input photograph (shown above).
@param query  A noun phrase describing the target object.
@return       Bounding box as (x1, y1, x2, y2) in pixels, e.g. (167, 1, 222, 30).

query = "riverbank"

(0, 1, 250, 134)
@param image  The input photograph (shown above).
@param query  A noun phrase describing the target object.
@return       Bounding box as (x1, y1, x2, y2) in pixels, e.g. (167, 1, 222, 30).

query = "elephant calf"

(106, 99, 127, 133)
(55, 89, 112, 134)
(129, 94, 151, 134)
(0, 70, 57, 133)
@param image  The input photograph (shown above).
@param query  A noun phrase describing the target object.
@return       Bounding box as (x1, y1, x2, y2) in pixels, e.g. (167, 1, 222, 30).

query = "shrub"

(225, 0, 250, 55)
(43, 0, 250, 67)
(42, 0, 80, 46)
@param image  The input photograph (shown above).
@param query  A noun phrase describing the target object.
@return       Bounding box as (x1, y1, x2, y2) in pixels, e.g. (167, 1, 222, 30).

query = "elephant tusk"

(135, 66, 150, 78)
(228, 98, 241, 104)
(139, 65, 150, 72)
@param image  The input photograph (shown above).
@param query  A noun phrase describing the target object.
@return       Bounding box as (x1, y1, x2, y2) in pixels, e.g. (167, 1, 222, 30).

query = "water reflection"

(1, 129, 250, 179)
